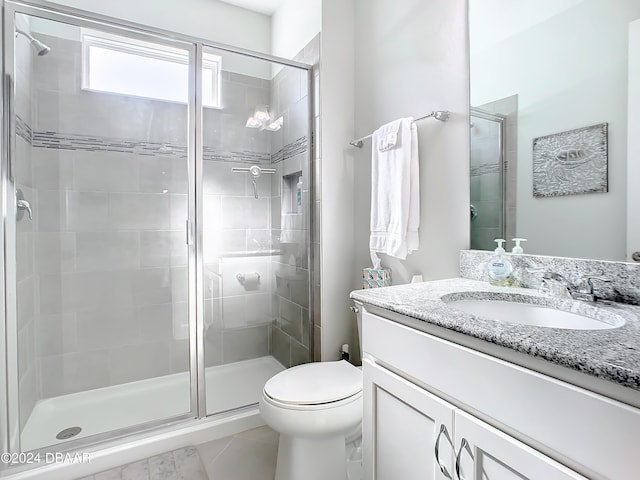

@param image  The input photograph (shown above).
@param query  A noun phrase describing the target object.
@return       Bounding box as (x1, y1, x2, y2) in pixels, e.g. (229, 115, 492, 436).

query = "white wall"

(471, 0, 640, 261)
(353, 0, 470, 287)
(271, 0, 321, 60)
(319, 0, 356, 360)
(628, 19, 640, 261)
(470, 0, 586, 55)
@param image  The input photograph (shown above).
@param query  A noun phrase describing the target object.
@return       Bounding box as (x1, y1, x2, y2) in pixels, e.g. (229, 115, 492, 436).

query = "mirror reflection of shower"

(469, 108, 507, 251)
(15, 27, 51, 56)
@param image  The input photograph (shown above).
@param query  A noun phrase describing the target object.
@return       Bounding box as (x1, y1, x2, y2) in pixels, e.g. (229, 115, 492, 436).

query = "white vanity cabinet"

(361, 309, 640, 480)
(364, 360, 584, 480)
(363, 359, 455, 480)
(453, 410, 584, 480)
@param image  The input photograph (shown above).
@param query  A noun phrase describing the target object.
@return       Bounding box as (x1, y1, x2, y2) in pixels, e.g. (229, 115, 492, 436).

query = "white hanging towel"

(369, 117, 419, 261)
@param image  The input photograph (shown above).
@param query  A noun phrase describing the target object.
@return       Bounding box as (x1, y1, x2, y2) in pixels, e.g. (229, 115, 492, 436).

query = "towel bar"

(349, 110, 449, 148)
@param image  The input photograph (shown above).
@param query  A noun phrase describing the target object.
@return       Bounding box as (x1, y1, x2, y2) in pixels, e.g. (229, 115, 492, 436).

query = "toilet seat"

(263, 360, 362, 407)
(262, 388, 362, 412)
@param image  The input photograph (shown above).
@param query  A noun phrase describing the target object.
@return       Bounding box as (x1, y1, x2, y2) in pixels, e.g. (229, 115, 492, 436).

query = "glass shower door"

(199, 46, 312, 416)
(7, 8, 195, 452)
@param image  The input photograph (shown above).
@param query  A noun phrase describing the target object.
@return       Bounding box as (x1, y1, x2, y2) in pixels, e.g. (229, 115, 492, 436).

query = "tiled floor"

(80, 426, 278, 480)
(196, 426, 279, 480)
(77, 446, 208, 480)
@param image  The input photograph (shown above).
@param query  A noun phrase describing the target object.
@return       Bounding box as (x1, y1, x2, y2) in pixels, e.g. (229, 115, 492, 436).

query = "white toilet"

(259, 304, 364, 480)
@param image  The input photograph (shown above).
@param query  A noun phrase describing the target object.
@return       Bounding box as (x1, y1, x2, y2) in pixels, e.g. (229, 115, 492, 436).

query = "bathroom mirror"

(469, 0, 640, 262)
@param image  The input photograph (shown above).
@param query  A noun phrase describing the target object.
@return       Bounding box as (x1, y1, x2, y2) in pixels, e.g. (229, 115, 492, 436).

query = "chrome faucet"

(528, 268, 612, 302)
(571, 275, 612, 302)
(539, 271, 572, 298)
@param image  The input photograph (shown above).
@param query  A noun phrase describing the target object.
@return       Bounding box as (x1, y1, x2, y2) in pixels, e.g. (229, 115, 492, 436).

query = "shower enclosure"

(469, 108, 509, 251)
(1, 0, 313, 464)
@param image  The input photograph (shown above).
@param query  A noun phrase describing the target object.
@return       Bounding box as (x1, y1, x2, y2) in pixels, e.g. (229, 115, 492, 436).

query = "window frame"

(81, 31, 221, 108)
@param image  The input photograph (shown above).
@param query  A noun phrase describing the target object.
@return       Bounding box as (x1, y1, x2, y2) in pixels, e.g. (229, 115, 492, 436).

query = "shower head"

(15, 28, 51, 56)
(31, 37, 51, 56)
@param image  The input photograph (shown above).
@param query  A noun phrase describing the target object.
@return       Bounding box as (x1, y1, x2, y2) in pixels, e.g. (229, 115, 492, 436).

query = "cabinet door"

(454, 411, 586, 480)
(363, 359, 456, 480)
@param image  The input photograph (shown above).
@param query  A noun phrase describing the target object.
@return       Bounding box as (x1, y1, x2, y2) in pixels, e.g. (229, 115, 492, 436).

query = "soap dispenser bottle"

(296, 176, 303, 213)
(512, 238, 527, 254)
(486, 239, 514, 286)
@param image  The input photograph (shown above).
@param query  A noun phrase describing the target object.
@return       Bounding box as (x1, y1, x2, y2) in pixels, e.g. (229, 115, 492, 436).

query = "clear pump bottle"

(512, 238, 527, 254)
(486, 239, 514, 286)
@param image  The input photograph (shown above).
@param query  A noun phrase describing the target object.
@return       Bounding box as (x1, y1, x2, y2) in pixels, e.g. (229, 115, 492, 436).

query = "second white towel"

(369, 117, 419, 260)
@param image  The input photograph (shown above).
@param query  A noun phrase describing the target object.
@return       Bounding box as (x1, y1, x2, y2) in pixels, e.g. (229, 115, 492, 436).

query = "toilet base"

(275, 434, 348, 480)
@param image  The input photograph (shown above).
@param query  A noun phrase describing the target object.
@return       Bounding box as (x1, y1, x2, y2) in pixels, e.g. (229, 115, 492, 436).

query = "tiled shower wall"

(200, 67, 275, 369)
(268, 35, 318, 367)
(22, 32, 283, 401)
(30, 33, 191, 399)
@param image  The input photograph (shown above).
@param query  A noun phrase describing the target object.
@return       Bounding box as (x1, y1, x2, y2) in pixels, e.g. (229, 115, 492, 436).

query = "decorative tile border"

(272, 136, 309, 164)
(19, 115, 273, 164)
(32, 130, 272, 164)
(204, 146, 269, 164)
(16, 115, 32, 145)
(470, 163, 500, 176)
(18, 115, 308, 165)
(460, 249, 640, 305)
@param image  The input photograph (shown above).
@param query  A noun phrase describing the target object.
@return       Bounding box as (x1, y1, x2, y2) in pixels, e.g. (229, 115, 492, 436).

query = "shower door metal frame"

(0, 0, 314, 465)
(0, 0, 13, 460)
(191, 42, 206, 420)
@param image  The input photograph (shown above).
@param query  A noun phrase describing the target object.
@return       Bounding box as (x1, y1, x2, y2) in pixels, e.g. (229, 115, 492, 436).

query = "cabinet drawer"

(363, 310, 640, 480)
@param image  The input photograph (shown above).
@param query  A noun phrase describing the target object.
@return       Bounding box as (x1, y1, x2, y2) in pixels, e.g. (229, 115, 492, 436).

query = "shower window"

(81, 32, 221, 107)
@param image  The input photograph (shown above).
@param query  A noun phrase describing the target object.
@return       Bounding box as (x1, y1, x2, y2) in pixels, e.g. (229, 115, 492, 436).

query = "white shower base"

(21, 356, 284, 452)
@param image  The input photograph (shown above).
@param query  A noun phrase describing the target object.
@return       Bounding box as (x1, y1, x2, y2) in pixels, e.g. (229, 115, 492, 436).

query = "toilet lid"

(264, 360, 362, 405)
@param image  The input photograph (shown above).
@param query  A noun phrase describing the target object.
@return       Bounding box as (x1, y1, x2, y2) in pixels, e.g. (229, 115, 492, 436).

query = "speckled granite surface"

(460, 250, 640, 305)
(350, 277, 640, 391)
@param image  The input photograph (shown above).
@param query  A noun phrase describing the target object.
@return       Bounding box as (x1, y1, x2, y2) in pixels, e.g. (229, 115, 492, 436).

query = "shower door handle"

(16, 189, 32, 221)
(186, 219, 194, 245)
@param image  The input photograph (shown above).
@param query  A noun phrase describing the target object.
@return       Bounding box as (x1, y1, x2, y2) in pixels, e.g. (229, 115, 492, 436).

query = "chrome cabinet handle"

(434, 424, 452, 479)
(455, 438, 471, 480)
(16, 189, 32, 221)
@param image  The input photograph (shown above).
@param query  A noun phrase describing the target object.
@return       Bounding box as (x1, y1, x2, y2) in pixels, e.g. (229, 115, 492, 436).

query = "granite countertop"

(350, 278, 640, 392)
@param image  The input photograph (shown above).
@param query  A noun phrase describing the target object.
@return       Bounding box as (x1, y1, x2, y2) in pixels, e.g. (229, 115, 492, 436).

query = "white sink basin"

(447, 298, 625, 330)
